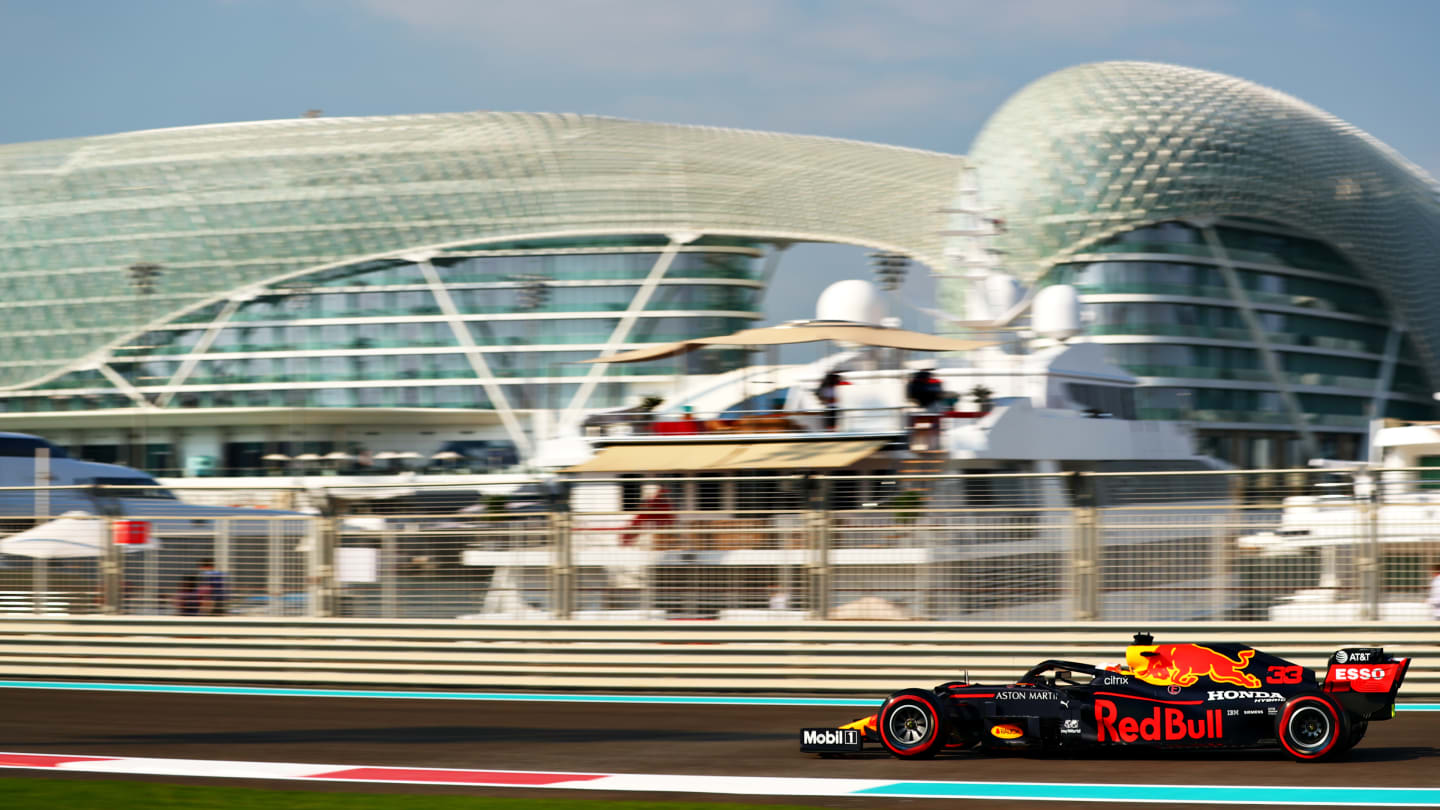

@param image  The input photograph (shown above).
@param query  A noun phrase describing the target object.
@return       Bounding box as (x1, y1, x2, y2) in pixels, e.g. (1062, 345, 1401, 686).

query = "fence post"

(1359, 468, 1381, 621)
(214, 519, 231, 604)
(142, 529, 159, 615)
(551, 483, 573, 619)
(806, 477, 831, 620)
(266, 518, 283, 616)
(308, 517, 336, 617)
(1210, 512, 1229, 620)
(380, 527, 397, 619)
(31, 554, 46, 615)
(100, 516, 121, 614)
(1070, 472, 1099, 621)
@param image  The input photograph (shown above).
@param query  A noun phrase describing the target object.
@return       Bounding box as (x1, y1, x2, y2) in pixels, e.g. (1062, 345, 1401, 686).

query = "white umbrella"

(295, 453, 322, 462)
(395, 451, 423, 459)
(829, 596, 909, 620)
(1, 513, 157, 615)
(262, 453, 291, 462)
(0, 512, 157, 558)
(431, 450, 464, 461)
(323, 451, 354, 461)
(374, 451, 399, 460)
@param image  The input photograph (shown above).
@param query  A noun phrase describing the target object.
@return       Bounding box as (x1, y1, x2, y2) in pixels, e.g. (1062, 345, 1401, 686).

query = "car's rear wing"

(1322, 647, 1410, 721)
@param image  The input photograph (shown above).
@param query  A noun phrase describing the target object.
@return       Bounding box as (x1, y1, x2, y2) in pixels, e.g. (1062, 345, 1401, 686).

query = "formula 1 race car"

(800, 634, 1409, 762)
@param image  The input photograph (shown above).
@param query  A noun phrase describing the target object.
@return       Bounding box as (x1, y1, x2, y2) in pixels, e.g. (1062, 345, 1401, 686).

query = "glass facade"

(967, 60, 1440, 465)
(0, 112, 962, 391)
(1043, 219, 1435, 464)
(1, 237, 763, 415)
(0, 111, 965, 472)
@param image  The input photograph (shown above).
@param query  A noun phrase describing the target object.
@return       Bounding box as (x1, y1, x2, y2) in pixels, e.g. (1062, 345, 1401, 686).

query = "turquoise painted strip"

(860, 781, 1440, 805)
(0, 680, 876, 706)
(0, 680, 1435, 712)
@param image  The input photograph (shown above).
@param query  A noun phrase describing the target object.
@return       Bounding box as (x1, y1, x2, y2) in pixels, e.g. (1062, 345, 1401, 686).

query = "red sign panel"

(112, 520, 150, 545)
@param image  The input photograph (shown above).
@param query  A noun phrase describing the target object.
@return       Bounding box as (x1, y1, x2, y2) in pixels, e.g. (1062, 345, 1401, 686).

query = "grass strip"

(0, 777, 829, 810)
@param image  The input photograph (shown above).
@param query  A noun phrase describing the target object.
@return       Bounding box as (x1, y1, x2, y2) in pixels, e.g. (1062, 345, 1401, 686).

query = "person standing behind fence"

(1428, 563, 1440, 620)
(197, 559, 228, 615)
(816, 371, 848, 431)
(906, 369, 943, 412)
(174, 574, 203, 615)
(621, 485, 675, 546)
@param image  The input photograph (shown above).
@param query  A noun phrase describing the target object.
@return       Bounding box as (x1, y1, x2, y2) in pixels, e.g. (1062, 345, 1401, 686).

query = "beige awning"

(564, 440, 885, 473)
(582, 321, 991, 364)
(564, 443, 741, 473)
(721, 440, 885, 469)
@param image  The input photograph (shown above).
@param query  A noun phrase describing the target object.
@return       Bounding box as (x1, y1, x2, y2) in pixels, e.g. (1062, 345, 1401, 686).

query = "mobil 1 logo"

(800, 728, 862, 752)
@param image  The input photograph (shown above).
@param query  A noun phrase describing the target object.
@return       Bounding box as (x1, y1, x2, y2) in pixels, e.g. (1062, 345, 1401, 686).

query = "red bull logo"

(1095, 699, 1223, 743)
(840, 715, 877, 734)
(1126, 644, 1261, 689)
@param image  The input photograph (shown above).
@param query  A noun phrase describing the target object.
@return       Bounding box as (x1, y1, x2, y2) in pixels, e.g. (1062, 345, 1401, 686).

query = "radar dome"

(1032, 284, 1082, 341)
(816, 280, 887, 324)
(969, 273, 1023, 321)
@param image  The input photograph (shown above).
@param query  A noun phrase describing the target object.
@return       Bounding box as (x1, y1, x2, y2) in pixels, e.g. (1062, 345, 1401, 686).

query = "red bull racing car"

(800, 634, 1409, 762)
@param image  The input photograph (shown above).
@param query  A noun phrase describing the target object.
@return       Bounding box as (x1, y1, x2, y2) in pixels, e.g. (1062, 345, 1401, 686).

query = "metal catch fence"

(1, 467, 1437, 622)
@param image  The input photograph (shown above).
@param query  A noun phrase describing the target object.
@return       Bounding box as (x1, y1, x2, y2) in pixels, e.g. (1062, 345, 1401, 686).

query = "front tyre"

(878, 689, 947, 759)
(1277, 694, 1349, 762)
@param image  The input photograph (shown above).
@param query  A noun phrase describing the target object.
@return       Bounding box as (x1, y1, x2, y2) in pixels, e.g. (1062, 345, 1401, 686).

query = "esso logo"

(1334, 666, 1386, 681)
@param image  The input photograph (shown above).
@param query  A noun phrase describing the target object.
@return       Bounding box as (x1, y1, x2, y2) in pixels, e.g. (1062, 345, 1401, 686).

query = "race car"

(800, 633, 1409, 762)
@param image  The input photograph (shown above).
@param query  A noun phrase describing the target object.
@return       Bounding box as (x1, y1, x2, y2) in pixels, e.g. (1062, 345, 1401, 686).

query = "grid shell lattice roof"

(967, 60, 1440, 375)
(0, 113, 964, 389)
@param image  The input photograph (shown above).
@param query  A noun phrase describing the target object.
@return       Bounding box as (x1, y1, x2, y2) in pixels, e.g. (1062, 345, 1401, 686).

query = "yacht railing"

(583, 405, 989, 439)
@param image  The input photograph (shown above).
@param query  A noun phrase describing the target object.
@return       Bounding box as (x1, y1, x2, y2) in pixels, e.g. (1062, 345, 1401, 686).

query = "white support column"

(1367, 326, 1404, 420)
(417, 259, 532, 458)
(751, 241, 790, 310)
(157, 297, 245, 407)
(95, 362, 156, 408)
(561, 232, 700, 424)
(1199, 224, 1320, 460)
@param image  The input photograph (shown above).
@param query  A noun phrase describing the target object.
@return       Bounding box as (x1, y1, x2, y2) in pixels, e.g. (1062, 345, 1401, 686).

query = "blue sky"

(3, 0, 1437, 328)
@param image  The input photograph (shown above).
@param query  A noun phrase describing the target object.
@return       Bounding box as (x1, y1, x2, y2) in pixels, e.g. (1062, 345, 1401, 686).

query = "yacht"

(1236, 418, 1440, 620)
(465, 280, 1232, 621)
(0, 431, 311, 540)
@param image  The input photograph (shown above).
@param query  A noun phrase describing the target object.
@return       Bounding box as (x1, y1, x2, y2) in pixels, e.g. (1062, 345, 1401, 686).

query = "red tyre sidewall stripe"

(1279, 696, 1339, 760)
(880, 694, 940, 756)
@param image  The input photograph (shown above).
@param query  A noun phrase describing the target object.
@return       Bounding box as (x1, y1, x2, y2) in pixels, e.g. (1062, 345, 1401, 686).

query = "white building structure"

(0, 62, 1437, 472)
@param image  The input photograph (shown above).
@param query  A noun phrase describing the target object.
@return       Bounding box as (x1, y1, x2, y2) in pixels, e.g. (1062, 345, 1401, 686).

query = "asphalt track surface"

(1, 687, 1437, 809)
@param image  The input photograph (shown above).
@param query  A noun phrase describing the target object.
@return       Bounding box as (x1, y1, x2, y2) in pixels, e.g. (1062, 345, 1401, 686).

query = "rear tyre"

(1334, 717, 1368, 755)
(878, 689, 948, 759)
(1277, 694, 1349, 762)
